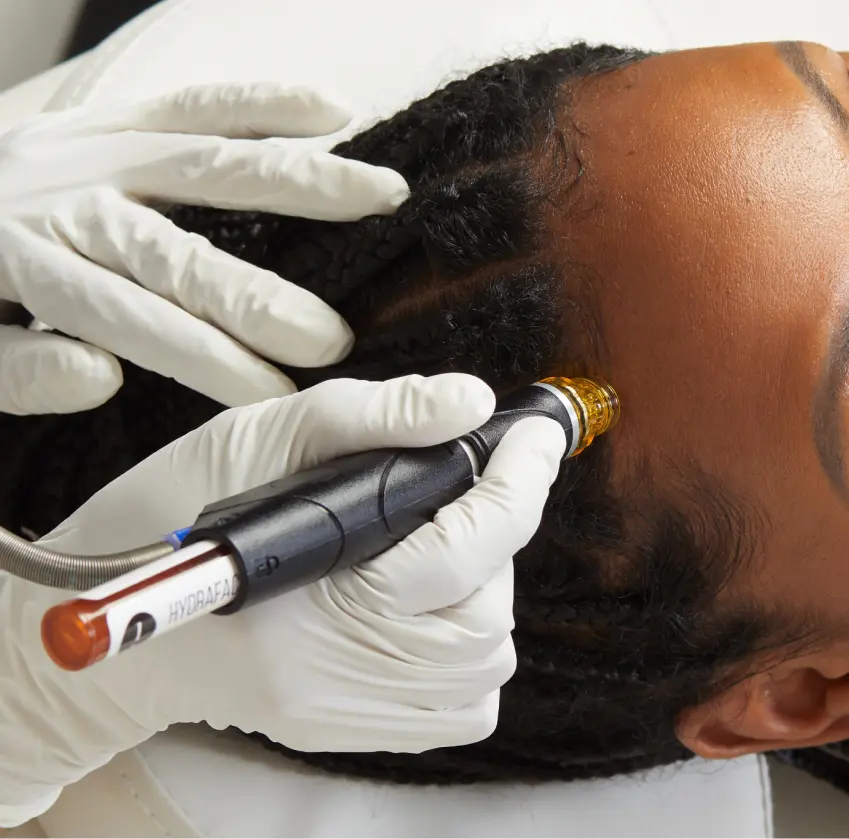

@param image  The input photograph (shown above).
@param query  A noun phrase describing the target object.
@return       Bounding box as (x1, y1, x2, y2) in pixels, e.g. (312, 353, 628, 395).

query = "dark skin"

(564, 41, 849, 758)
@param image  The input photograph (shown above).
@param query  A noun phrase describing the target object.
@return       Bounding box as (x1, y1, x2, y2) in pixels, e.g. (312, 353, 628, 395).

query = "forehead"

(558, 43, 849, 528)
(569, 43, 846, 239)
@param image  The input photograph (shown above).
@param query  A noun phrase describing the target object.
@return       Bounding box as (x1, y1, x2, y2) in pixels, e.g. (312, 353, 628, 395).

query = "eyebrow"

(814, 313, 849, 502)
(776, 43, 849, 499)
(776, 41, 849, 131)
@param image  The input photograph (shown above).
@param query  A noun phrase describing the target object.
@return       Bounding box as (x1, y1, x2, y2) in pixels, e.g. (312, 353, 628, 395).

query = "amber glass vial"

(540, 376, 620, 455)
(42, 542, 230, 671)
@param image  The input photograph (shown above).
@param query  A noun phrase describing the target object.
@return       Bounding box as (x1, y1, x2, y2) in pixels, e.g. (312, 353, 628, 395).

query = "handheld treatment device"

(0, 377, 619, 670)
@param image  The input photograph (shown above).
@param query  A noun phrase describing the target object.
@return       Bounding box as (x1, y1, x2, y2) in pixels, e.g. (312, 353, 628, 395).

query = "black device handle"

(183, 383, 576, 613)
(461, 383, 577, 464)
(186, 441, 473, 613)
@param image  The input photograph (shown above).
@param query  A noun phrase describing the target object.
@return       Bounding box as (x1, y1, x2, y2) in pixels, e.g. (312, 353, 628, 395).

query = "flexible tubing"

(0, 525, 173, 590)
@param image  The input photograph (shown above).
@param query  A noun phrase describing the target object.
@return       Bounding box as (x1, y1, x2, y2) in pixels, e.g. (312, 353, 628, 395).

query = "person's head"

(6, 39, 849, 783)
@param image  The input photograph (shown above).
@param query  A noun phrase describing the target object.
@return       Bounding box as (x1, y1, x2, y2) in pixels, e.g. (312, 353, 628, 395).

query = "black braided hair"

(0, 43, 803, 784)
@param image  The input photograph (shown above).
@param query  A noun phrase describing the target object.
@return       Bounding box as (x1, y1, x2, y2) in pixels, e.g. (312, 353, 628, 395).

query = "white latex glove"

(0, 83, 408, 415)
(0, 373, 566, 826)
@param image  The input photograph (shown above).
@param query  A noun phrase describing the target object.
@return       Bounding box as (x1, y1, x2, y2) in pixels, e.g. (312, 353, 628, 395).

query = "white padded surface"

(17, 0, 790, 834)
(142, 727, 771, 838)
(41, 725, 772, 839)
(45, 0, 675, 134)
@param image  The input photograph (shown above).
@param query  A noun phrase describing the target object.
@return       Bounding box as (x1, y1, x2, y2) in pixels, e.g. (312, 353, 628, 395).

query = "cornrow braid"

(0, 42, 798, 786)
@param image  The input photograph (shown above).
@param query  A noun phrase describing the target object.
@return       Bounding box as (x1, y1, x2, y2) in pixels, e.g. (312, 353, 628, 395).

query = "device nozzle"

(540, 376, 620, 456)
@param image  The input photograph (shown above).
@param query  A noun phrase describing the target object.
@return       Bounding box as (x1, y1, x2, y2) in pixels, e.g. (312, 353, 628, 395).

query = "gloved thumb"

(0, 326, 122, 415)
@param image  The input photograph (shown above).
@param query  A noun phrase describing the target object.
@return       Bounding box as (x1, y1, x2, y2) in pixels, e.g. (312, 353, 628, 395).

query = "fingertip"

(8, 337, 123, 414)
(258, 294, 355, 368)
(533, 415, 568, 447)
(504, 415, 567, 453)
(419, 373, 496, 428)
(448, 693, 502, 746)
(134, 82, 356, 139)
(213, 365, 299, 408)
(305, 94, 352, 132)
(294, 318, 354, 367)
(53, 348, 123, 412)
(77, 347, 124, 404)
(343, 373, 495, 449)
(335, 158, 410, 216)
(483, 416, 566, 488)
(274, 86, 353, 135)
(373, 166, 411, 211)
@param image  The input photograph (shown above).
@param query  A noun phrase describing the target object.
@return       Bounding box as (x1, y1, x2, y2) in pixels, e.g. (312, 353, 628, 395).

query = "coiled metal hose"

(0, 525, 174, 590)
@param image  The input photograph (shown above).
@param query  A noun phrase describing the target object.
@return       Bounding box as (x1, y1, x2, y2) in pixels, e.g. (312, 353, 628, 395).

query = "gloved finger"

(56, 189, 353, 367)
(333, 559, 515, 665)
(395, 691, 503, 752)
(123, 136, 409, 220)
(255, 624, 513, 751)
(214, 629, 513, 749)
(280, 690, 504, 754)
(352, 417, 566, 615)
(0, 326, 122, 415)
(21, 84, 351, 142)
(37, 374, 497, 552)
(247, 374, 497, 477)
(189, 373, 496, 500)
(429, 560, 516, 660)
(404, 635, 516, 713)
(119, 83, 354, 139)
(0, 222, 296, 408)
(380, 612, 516, 698)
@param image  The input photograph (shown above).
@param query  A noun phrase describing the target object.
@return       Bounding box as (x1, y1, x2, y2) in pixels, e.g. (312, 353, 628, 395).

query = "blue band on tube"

(163, 527, 191, 549)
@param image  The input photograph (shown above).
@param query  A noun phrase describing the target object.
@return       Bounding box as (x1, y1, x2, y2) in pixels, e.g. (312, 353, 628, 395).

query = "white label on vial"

(83, 540, 218, 600)
(102, 547, 239, 660)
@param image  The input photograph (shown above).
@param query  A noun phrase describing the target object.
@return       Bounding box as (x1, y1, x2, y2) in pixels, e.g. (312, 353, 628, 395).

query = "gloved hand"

(0, 83, 408, 415)
(0, 373, 566, 826)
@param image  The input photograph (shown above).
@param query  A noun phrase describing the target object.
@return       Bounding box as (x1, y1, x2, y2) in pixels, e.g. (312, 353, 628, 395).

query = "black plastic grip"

(184, 441, 474, 613)
(182, 382, 576, 613)
(461, 383, 577, 464)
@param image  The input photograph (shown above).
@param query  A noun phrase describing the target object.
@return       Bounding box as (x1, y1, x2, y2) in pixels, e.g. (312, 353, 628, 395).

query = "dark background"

(64, 0, 160, 59)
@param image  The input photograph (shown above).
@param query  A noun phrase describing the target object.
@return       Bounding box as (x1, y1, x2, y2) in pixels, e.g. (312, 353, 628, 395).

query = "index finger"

(352, 416, 566, 616)
(125, 138, 409, 220)
(73, 84, 353, 139)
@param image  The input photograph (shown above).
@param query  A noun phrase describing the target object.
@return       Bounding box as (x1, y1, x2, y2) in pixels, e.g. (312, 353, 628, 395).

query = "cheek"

(754, 482, 849, 623)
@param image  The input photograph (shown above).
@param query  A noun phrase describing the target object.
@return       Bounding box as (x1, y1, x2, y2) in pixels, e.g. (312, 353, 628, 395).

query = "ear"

(676, 648, 849, 759)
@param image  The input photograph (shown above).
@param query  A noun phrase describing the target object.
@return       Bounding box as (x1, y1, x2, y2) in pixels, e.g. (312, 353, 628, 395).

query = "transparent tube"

(540, 376, 620, 454)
